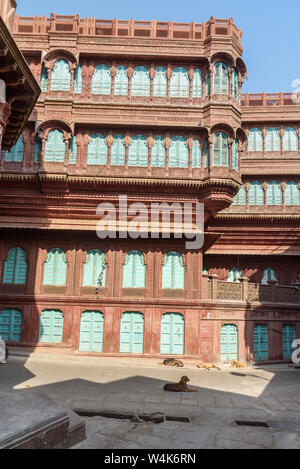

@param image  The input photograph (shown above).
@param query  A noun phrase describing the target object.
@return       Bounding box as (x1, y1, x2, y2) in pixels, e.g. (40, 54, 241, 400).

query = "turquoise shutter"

(248, 128, 263, 152)
(34, 136, 42, 163)
(253, 325, 268, 361)
(231, 139, 239, 170)
(79, 311, 104, 352)
(160, 313, 185, 355)
(3, 247, 27, 285)
(192, 139, 201, 168)
(261, 268, 278, 285)
(120, 312, 144, 354)
(39, 310, 64, 343)
(249, 181, 264, 206)
(232, 185, 247, 205)
(128, 135, 148, 167)
(5, 135, 24, 162)
(69, 136, 78, 164)
(153, 67, 167, 97)
(227, 268, 242, 282)
(266, 128, 280, 152)
(213, 132, 228, 166)
(231, 68, 239, 100)
(169, 136, 189, 168)
(51, 60, 71, 91)
(40, 66, 48, 92)
(202, 267, 209, 275)
(111, 134, 125, 166)
(162, 252, 185, 289)
(204, 139, 210, 167)
(170, 67, 189, 98)
(214, 62, 228, 94)
(114, 65, 129, 96)
(267, 181, 282, 205)
(92, 64, 111, 95)
(193, 68, 202, 98)
(131, 66, 150, 96)
(205, 69, 211, 97)
(282, 325, 296, 360)
(283, 128, 298, 151)
(83, 250, 106, 287)
(0, 309, 22, 342)
(87, 133, 108, 165)
(285, 181, 300, 205)
(151, 135, 165, 167)
(45, 129, 65, 162)
(74, 65, 82, 94)
(221, 324, 238, 362)
(43, 248, 67, 286)
(123, 251, 146, 288)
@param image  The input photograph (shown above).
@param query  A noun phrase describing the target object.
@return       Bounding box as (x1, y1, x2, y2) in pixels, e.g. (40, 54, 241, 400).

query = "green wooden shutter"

(261, 268, 278, 285)
(170, 67, 189, 98)
(283, 128, 298, 151)
(87, 133, 108, 165)
(205, 69, 211, 97)
(151, 135, 165, 167)
(5, 135, 24, 162)
(231, 68, 239, 100)
(248, 128, 263, 152)
(214, 62, 228, 95)
(128, 135, 148, 167)
(160, 313, 185, 355)
(153, 67, 167, 97)
(92, 64, 111, 95)
(193, 68, 202, 98)
(253, 325, 268, 361)
(69, 136, 78, 164)
(131, 66, 150, 96)
(34, 136, 42, 163)
(266, 128, 280, 152)
(40, 66, 48, 92)
(267, 181, 282, 205)
(45, 129, 65, 162)
(231, 139, 239, 170)
(204, 139, 210, 167)
(0, 309, 22, 342)
(285, 181, 300, 205)
(111, 134, 125, 166)
(50, 60, 71, 91)
(114, 65, 129, 95)
(249, 181, 264, 206)
(162, 252, 185, 289)
(83, 250, 106, 287)
(74, 65, 82, 94)
(221, 324, 238, 362)
(79, 311, 104, 352)
(227, 268, 242, 282)
(169, 136, 189, 168)
(213, 133, 228, 166)
(123, 251, 146, 288)
(192, 139, 201, 168)
(43, 248, 67, 286)
(3, 247, 27, 285)
(282, 325, 296, 360)
(120, 312, 144, 353)
(39, 310, 64, 343)
(232, 185, 247, 205)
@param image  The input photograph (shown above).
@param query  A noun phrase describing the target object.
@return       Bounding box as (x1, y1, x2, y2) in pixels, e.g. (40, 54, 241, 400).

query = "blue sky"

(17, 0, 299, 93)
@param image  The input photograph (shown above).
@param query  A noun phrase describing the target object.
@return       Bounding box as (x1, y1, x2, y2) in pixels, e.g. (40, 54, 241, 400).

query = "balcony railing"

(241, 92, 299, 107)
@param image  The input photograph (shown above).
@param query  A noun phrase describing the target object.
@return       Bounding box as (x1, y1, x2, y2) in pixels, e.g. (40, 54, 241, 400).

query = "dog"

(164, 376, 197, 393)
(196, 363, 221, 371)
(160, 358, 184, 368)
(230, 360, 247, 368)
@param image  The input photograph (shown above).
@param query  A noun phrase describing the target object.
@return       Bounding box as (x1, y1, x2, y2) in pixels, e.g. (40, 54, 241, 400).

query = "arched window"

(131, 66, 150, 97)
(39, 310, 64, 343)
(261, 268, 278, 285)
(92, 64, 111, 95)
(111, 134, 125, 166)
(151, 135, 165, 167)
(50, 59, 71, 91)
(40, 66, 48, 92)
(227, 268, 242, 282)
(285, 181, 300, 205)
(114, 65, 129, 96)
(283, 128, 298, 151)
(231, 68, 239, 100)
(213, 62, 228, 94)
(205, 69, 211, 97)
(3, 247, 27, 285)
(231, 139, 239, 170)
(249, 181, 264, 206)
(266, 128, 281, 152)
(266, 181, 282, 205)
(169, 136, 189, 168)
(248, 128, 263, 152)
(83, 250, 106, 287)
(43, 248, 67, 286)
(213, 132, 228, 166)
(162, 252, 185, 289)
(193, 68, 202, 98)
(204, 139, 210, 168)
(69, 135, 77, 164)
(34, 135, 42, 163)
(153, 66, 167, 97)
(170, 67, 189, 98)
(5, 135, 24, 162)
(74, 65, 82, 94)
(128, 135, 148, 167)
(122, 251, 146, 288)
(232, 185, 247, 205)
(87, 133, 108, 165)
(44, 129, 65, 162)
(192, 139, 201, 168)
(0, 309, 22, 342)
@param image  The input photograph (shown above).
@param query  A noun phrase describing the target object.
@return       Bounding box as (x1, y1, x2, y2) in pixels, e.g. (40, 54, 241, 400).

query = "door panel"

(160, 313, 184, 355)
(221, 324, 238, 362)
(253, 325, 269, 361)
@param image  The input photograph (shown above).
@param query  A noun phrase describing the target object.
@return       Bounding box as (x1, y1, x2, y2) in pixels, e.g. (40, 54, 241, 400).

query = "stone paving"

(1, 353, 300, 449)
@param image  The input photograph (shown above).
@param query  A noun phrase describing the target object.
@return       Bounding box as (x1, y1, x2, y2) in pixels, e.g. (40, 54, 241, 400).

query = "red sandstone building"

(0, 13, 299, 363)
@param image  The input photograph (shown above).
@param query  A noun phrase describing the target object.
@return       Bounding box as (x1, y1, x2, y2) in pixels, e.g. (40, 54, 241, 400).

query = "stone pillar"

(239, 276, 249, 301)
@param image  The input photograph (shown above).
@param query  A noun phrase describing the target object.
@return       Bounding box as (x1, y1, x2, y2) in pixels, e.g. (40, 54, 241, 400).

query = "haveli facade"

(0, 13, 299, 363)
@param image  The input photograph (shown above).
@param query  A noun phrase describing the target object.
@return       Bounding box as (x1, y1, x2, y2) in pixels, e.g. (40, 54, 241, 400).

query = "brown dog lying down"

(196, 363, 221, 371)
(164, 376, 197, 392)
(230, 360, 247, 368)
(161, 358, 184, 368)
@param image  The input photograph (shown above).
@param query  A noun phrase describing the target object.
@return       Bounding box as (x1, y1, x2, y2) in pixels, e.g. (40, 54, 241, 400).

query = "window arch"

(50, 59, 71, 91)
(169, 136, 189, 168)
(111, 134, 126, 166)
(74, 65, 82, 94)
(39, 309, 64, 343)
(266, 181, 282, 205)
(266, 128, 280, 152)
(128, 135, 148, 167)
(232, 185, 247, 205)
(3, 247, 27, 285)
(131, 66, 150, 97)
(5, 135, 24, 162)
(153, 66, 167, 97)
(193, 68, 202, 98)
(192, 139, 201, 168)
(44, 129, 66, 162)
(285, 181, 300, 205)
(83, 250, 107, 287)
(43, 248, 67, 286)
(227, 268, 242, 282)
(249, 181, 264, 206)
(261, 268, 278, 285)
(248, 128, 263, 152)
(162, 252, 185, 289)
(114, 65, 129, 96)
(123, 251, 146, 288)
(40, 66, 48, 92)
(92, 64, 112, 95)
(213, 132, 228, 166)
(213, 62, 228, 94)
(87, 133, 108, 165)
(170, 67, 189, 98)
(0, 309, 22, 342)
(283, 128, 298, 151)
(231, 139, 239, 170)
(151, 135, 166, 167)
